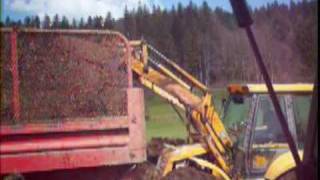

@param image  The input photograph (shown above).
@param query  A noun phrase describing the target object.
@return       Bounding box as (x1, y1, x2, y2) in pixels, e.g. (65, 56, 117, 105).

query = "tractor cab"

(225, 84, 313, 178)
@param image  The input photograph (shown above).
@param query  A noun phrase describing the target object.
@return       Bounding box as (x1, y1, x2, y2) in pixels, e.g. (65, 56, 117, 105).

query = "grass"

(145, 88, 243, 141)
(145, 95, 187, 141)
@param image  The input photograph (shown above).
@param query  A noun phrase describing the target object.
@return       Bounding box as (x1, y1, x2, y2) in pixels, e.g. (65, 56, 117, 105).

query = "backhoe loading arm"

(129, 41, 233, 177)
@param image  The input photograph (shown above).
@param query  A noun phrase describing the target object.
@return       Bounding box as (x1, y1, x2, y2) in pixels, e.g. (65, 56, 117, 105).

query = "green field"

(145, 89, 249, 141)
(145, 95, 187, 141)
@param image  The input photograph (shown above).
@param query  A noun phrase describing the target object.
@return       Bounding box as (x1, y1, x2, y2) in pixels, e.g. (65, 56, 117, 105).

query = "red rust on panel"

(0, 117, 129, 136)
(128, 88, 147, 161)
(1, 132, 129, 154)
(10, 28, 21, 121)
(0, 147, 134, 174)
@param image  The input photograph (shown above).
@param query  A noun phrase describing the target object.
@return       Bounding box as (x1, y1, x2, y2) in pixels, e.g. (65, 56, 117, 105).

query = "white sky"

(2, 0, 300, 21)
(4, 0, 163, 20)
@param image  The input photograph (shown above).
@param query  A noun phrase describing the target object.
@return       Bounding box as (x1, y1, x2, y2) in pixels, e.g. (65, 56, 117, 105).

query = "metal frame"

(0, 28, 145, 174)
(301, 75, 318, 179)
(130, 41, 234, 174)
(243, 94, 258, 176)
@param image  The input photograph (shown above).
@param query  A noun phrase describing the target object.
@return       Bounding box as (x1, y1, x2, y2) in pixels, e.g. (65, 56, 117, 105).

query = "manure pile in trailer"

(1, 30, 128, 123)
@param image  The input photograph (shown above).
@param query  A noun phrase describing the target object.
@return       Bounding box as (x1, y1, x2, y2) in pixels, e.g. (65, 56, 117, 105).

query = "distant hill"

(2, 0, 317, 86)
(116, 1, 317, 85)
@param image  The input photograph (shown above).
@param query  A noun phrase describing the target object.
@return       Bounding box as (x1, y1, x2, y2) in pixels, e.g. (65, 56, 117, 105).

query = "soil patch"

(162, 167, 212, 180)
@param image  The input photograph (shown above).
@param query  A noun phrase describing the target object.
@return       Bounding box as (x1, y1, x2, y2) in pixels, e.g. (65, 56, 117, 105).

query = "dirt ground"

(163, 167, 213, 180)
(120, 162, 213, 180)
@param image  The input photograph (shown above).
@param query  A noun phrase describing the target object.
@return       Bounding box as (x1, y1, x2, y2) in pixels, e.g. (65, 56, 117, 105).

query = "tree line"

(3, 13, 115, 29)
(1, 0, 317, 86)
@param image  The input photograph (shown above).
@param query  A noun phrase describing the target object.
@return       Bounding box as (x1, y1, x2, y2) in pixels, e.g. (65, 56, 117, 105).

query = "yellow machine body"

(264, 151, 303, 180)
(227, 84, 312, 179)
(130, 41, 233, 177)
(228, 83, 314, 95)
(129, 41, 313, 179)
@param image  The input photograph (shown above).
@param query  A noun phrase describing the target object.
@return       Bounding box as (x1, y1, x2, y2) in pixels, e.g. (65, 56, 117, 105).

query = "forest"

(2, 0, 318, 86)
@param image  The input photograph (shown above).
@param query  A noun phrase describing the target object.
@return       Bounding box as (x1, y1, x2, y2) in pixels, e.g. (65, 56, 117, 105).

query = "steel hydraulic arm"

(129, 40, 234, 175)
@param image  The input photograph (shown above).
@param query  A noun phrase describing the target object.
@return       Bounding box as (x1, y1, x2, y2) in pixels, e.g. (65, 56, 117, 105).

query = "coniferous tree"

(199, 1, 213, 85)
(171, 3, 185, 66)
(16, 20, 22, 27)
(79, 17, 85, 29)
(123, 6, 131, 36)
(5, 16, 11, 27)
(104, 12, 114, 29)
(86, 16, 93, 29)
(24, 16, 31, 27)
(93, 16, 103, 29)
(294, 0, 318, 72)
(71, 18, 77, 29)
(123, 5, 137, 38)
(52, 14, 60, 28)
(135, 4, 144, 37)
(60, 16, 70, 29)
(31, 15, 41, 28)
(43, 15, 51, 29)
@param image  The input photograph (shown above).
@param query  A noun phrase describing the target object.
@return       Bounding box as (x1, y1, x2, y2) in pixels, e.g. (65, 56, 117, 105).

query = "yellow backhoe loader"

(129, 40, 315, 179)
(126, 0, 317, 179)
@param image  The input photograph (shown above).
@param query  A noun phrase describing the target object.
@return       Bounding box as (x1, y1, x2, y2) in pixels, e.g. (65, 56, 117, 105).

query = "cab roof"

(227, 83, 314, 95)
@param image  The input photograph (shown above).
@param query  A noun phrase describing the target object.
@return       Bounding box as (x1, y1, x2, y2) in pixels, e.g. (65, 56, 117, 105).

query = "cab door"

(244, 94, 297, 178)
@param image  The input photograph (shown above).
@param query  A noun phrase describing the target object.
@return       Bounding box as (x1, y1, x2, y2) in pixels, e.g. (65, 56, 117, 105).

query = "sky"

(1, 0, 300, 22)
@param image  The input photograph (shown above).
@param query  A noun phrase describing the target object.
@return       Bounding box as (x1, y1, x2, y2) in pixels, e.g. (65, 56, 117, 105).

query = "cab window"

(248, 95, 288, 175)
(252, 95, 287, 144)
(292, 95, 312, 148)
